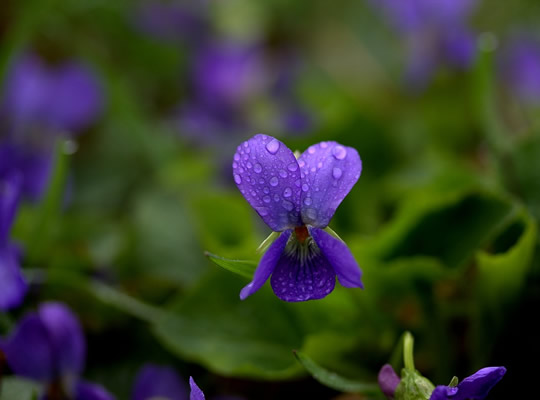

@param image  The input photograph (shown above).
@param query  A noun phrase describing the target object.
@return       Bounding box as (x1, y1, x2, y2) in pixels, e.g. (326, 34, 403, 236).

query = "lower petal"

(76, 380, 115, 400)
(0, 244, 28, 311)
(240, 230, 291, 300)
(311, 228, 363, 289)
(270, 237, 335, 302)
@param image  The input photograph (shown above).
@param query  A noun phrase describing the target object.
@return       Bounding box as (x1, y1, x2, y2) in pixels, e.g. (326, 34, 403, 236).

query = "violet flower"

(498, 36, 540, 105)
(377, 364, 506, 400)
(132, 364, 188, 400)
(370, 0, 478, 88)
(0, 52, 103, 200)
(0, 171, 27, 310)
(0, 302, 114, 400)
(189, 377, 205, 400)
(233, 134, 363, 302)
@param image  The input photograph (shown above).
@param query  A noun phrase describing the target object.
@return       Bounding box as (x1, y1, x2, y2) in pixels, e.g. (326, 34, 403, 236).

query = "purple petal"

(132, 364, 188, 400)
(76, 380, 115, 400)
(0, 243, 28, 310)
(454, 367, 506, 400)
(441, 28, 476, 69)
(45, 62, 103, 133)
(0, 170, 22, 243)
(38, 302, 86, 378)
(233, 135, 302, 231)
(270, 232, 336, 302)
(378, 364, 400, 399)
(298, 141, 361, 228)
(3, 314, 55, 381)
(240, 230, 291, 300)
(189, 377, 205, 400)
(311, 228, 363, 288)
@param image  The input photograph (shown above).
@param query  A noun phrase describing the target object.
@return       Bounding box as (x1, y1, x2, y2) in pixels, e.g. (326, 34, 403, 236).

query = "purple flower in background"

(132, 364, 188, 400)
(377, 364, 506, 400)
(0, 302, 114, 400)
(0, 51, 103, 200)
(233, 134, 363, 302)
(498, 36, 540, 104)
(371, 0, 478, 88)
(189, 377, 205, 400)
(0, 171, 27, 310)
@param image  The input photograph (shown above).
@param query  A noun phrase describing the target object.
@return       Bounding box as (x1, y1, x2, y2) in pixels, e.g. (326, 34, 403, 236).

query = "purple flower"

(498, 36, 540, 104)
(1, 302, 114, 400)
(0, 171, 27, 310)
(370, 0, 477, 88)
(189, 377, 205, 400)
(132, 364, 188, 400)
(377, 364, 506, 400)
(233, 134, 363, 302)
(430, 367, 506, 400)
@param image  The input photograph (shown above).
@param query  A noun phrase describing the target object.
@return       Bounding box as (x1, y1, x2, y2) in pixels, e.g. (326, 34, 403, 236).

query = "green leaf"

(293, 351, 381, 396)
(205, 252, 256, 280)
(0, 377, 40, 400)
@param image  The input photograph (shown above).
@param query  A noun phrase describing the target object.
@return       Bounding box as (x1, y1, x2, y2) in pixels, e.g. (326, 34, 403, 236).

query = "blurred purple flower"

(1, 302, 114, 400)
(498, 36, 540, 104)
(377, 364, 506, 400)
(132, 364, 188, 400)
(233, 134, 363, 302)
(0, 171, 27, 310)
(189, 377, 205, 400)
(134, 0, 207, 44)
(370, 0, 478, 88)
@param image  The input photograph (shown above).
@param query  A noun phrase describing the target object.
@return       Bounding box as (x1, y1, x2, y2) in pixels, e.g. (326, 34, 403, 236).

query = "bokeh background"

(1, 0, 540, 399)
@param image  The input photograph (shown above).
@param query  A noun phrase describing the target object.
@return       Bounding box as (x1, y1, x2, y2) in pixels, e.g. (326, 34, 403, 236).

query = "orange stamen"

(294, 226, 309, 244)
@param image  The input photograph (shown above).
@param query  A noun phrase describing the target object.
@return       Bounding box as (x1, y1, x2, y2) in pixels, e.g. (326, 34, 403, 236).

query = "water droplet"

(263, 195, 271, 203)
(308, 146, 316, 154)
(246, 161, 252, 169)
(305, 208, 317, 221)
(265, 139, 280, 154)
(317, 162, 323, 168)
(298, 160, 306, 168)
(274, 194, 280, 202)
(234, 174, 242, 184)
(234, 153, 240, 161)
(320, 142, 328, 149)
(310, 167, 316, 173)
(282, 201, 294, 211)
(279, 169, 288, 178)
(242, 154, 249, 161)
(269, 176, 279, 187)
(258, 178, 265, 184)
(302, 183, 309, 192)
(295, 179, 302, 187)
(332, 167, 343, 179)
(245, 147, 251, 153)
(250, 190, 257, 197)
(283, 187, 292, 197)
(304, 197, 312, 206)
(263, 187, 270, 194)
(238, 167, 245, 174)
(232, 162, 238, 168)
(288, 162, 298, 172)
(254, 163, 262, 173)
(258, 207, 269, 216)
(243, 142, 249, 148)
(332, 145, 347, 160)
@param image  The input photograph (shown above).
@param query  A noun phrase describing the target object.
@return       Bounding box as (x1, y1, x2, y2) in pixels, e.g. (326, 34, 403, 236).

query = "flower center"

(294, 225, 310, 244)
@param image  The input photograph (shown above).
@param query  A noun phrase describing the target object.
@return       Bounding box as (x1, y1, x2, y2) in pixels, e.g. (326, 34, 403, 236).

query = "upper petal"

(311, 228, 363, 288)
(298, 141, 361, 228)
(132, 364, 188, 400)
(3, 313, 55, 382)
(240, 230, 291, 300)
(76, 380, 116, 400)
(189, 377, 206, 400)
(453, 367, 506, 400)
(233, 134, 302, 231)
(38, 302, 86, 378)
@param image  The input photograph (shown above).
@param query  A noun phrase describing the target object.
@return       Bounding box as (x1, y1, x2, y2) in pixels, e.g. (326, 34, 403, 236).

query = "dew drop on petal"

(263, 187, 270, 194)
(295, 179, 302, 188)
(254, 163, 262, 173)
(265, 139, 280, 154)
(279, 169, 288, 178)
(317, 162, 323, 168)
(320, 142, 328, 149)
(258, 178, 265, 184)
(305, 208, 317, 220)
(243, 142, 249, 148)
(302, 183, 309, 192)
(332, 145, 347, 160)
(258, 207, 269, 216)
(274, 194, 280, 202)
(304, 197, 312, 206)
(234, 153, 240, 161)
(332, 167, 343, 179)
(310, 167, 316, 173)
(246, 161, 252, 169)
(298, 160, 306, 168)
(287, 162, 299, 172)
(238, 167, 245, 174)
(308, 146, 316, 154)
(232, 162, 238, 168)
(270, 176, 279, 187)
(263, 195, 271, 203)
(283, 187, 292, 198)
(282, 200, 294, 211)
(234, 174, 242, 184)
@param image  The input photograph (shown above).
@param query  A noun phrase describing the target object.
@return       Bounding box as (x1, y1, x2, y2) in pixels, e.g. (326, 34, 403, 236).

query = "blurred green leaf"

(293, 351, 382, 396)
(0, 377, 40, 400)
(205, 252, 256, 279)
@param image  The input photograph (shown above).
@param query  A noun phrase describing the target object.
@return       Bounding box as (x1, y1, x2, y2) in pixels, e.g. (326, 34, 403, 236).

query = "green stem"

(403, 332, 415, 371)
